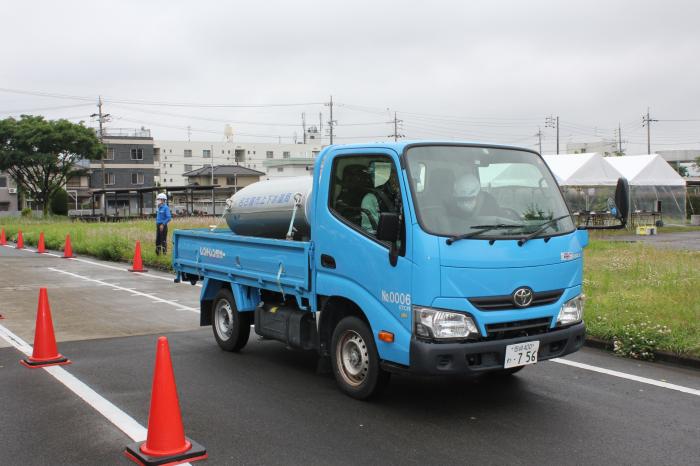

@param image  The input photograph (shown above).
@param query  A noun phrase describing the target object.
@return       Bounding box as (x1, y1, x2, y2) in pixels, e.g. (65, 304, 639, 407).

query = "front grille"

(484, 317, 552, 340)
(468, 289, 564, 311)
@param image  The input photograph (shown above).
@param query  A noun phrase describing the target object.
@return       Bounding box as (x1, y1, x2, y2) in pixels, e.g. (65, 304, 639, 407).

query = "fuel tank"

(224, 176, 313, 239)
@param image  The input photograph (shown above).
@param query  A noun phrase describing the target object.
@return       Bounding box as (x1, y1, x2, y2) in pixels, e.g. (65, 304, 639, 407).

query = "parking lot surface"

(1, 244, 698, 465)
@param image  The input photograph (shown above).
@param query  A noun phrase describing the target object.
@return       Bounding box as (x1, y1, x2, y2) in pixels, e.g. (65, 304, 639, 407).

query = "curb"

(584, 336, 700, 370)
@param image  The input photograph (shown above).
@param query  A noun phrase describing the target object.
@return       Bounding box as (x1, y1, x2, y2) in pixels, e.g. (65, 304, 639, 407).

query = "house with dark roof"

(182, 165, 265, 190)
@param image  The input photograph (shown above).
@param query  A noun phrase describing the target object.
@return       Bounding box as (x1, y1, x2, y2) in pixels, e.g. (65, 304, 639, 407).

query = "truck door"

(315, 148, 412, 364)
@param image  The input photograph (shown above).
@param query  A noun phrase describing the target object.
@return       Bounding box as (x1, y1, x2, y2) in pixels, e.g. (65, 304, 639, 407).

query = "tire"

(330, 316, 390, 400)
(211, 288, 251, 352)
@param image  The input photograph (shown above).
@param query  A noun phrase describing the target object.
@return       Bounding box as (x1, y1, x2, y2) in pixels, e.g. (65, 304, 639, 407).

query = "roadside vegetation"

(0, 216, 220, 269)
(1, 217, 698, 359)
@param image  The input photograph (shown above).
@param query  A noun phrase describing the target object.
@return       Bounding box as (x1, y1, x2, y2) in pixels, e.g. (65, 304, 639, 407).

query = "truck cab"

(173, 141, 623, 399)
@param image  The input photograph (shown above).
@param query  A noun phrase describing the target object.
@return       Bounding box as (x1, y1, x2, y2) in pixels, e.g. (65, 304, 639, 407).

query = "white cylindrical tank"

(224, 176, 313, 239)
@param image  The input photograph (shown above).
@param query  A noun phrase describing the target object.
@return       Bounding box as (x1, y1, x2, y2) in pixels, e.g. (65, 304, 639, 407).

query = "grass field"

(1, 216, 698, 359)
(0, 216, 220, 269)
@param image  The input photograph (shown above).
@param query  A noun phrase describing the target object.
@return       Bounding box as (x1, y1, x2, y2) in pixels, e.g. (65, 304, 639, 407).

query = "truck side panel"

(317, 272, 411, 366)
(173, 229, 315, 311)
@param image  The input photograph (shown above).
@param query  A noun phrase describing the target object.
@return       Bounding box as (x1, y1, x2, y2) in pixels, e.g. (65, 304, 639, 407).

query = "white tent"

(605, 154, 686, 220)
(604, 154, 686, 186)
(541, 153, 623, 213)
(543, 153, 623, 186)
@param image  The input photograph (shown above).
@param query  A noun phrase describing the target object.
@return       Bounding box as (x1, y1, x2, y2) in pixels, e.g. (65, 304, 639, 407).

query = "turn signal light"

(378, 331, 394, 343)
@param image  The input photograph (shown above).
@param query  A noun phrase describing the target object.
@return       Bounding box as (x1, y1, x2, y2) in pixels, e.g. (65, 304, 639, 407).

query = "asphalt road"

(0, 243, 698, 466)
(610, 230, 700, 251)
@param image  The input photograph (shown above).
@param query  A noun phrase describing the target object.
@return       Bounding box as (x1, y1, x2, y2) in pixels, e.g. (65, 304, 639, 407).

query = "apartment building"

(155, 139, 323, 187)
(89, 128, 158, 211)
(0, 170, 19, 215)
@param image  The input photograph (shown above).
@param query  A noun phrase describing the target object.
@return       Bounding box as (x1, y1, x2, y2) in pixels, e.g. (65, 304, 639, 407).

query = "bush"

(21, 207, 32, 217)
(50, 189, 69, 216)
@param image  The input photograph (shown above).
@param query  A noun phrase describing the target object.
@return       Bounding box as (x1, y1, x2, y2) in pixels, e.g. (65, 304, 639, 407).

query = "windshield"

(405, 145, 575, 238)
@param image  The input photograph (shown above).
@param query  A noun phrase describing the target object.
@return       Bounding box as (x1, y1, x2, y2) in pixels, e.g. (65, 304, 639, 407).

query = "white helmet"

(157, 193, 168, 201)
(454, 173, 480, 213)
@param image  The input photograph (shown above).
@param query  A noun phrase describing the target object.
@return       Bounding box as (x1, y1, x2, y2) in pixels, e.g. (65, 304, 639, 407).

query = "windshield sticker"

(561, 252, 581, 261)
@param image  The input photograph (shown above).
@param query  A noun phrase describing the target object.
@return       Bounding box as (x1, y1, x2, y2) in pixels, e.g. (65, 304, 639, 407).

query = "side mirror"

(614, 177, 630, 226)
(377, 212, 399, 243)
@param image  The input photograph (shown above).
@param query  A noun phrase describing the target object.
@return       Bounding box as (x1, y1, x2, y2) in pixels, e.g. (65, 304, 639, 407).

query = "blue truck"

(173, 141, 628, 399)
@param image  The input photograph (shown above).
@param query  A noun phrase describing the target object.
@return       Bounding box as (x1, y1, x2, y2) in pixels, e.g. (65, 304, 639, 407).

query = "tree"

(671, 161, 688, 177)
(0, 115, 103, 215)
(50, 188, 69, 215)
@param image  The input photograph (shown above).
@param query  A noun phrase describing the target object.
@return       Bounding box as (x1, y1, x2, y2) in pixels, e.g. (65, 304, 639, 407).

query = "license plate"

(504, 340, 540, 369)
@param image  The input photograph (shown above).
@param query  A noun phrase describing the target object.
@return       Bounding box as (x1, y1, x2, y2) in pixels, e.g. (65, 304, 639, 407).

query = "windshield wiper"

(446, 224, 524, 245)
(517, 215, 571, 246)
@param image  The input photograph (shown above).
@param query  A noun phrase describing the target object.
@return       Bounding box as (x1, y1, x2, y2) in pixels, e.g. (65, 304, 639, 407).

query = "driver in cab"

(450, 173, 505, 222)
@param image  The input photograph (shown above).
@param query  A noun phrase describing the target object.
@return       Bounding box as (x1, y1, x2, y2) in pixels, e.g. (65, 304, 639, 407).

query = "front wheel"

(212, 288, 251, 352)
(331, 316, 390, 400)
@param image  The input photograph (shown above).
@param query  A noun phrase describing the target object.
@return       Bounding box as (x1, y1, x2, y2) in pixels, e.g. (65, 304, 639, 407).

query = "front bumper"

(393, 322, 585, 375)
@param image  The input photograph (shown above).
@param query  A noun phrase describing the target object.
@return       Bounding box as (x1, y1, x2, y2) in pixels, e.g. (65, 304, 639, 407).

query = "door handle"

(320, 254, 336, 269)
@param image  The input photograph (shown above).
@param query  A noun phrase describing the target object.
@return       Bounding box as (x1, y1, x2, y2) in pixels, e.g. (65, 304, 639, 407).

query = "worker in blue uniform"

(155, 192, 172, 255)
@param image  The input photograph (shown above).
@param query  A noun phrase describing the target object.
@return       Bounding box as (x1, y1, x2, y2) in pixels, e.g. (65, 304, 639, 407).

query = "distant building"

(263, 158, 315, 178)
(154, 137, 323, 186)
(0, 170, 19, 215)
(89, 128, 157, 212)
(567, 140, 619, 156)
(182, 165, 264, 189)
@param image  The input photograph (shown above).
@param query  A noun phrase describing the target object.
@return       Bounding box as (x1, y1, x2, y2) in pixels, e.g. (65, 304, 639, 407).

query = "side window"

(329, 155, 402, 239)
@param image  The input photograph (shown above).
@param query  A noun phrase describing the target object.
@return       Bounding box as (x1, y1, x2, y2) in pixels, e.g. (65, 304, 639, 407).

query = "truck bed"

(172, 228, 314, 308)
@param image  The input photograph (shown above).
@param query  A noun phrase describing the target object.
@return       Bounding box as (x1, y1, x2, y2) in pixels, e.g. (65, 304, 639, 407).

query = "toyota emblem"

(513, 287, 534, 308)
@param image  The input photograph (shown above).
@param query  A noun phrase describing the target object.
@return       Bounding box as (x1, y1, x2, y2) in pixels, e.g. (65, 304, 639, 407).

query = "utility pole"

(613, 122, 624, 155)
(325, 95, 336, 144)
(545, 115, 559, 154)
(535, 127, 543, 154)
(319, 112, 323, 142)
(642, 108, 657, 154)
(387, 112, 404, 141)
(210, 144, 215, 215)
(90, 96, 111, 212)
(302, 113, 307, 144)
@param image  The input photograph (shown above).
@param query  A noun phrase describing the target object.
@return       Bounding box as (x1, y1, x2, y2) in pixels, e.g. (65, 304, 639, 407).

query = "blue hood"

(438, 232, 585, 297)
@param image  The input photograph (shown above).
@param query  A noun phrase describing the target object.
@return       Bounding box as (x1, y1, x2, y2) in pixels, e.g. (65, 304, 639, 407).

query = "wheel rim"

(336, 330, 370, 387)
(214, 299, 234, 341)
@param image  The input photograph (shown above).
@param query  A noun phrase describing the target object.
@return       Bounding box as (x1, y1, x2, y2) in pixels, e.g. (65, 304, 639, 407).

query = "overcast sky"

(1, 0, 699, 154)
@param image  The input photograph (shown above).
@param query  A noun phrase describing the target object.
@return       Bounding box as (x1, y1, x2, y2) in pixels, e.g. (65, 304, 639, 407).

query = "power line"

(0, 103, 94, 115)
(0, 87, 324, 108)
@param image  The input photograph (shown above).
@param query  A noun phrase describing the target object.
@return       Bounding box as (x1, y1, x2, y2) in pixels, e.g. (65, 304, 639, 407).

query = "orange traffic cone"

(16, 229, 24, 249)
(129, 240, 148, 272)
(36, 232, 46, 254)
(0, 227, 6, 245)
(124, 337, 207, 466)
(20, 288, 70, 368)
(63, 234, 73, 258)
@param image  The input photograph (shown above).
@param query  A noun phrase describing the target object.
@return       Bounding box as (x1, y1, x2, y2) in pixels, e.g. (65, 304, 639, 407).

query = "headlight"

(413, 306, 479, 340)
(557, 295, 584, 326)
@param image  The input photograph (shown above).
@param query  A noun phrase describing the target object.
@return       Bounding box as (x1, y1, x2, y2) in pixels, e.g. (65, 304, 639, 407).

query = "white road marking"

(48, 267, 199, 314)
(0, 323, 146, 441)
(2, 243, 205, 289)
(0, 323, 194, 465)
(552, 358, 700, 397)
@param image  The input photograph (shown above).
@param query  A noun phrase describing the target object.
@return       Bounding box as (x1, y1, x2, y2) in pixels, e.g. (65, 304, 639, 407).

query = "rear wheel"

(212, 288, 251, 352)
(331, 316, 390, 400)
